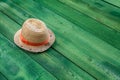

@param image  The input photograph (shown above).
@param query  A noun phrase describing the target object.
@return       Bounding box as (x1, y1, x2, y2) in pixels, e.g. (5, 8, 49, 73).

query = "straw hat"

(14, 18, 55, 52)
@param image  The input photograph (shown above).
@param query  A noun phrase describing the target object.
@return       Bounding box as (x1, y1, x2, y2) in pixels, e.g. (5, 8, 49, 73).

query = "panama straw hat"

(14, 18, 55, 52)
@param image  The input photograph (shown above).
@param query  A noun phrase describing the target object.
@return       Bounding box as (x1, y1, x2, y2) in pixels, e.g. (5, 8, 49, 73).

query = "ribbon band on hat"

(20, 33, 49, 46)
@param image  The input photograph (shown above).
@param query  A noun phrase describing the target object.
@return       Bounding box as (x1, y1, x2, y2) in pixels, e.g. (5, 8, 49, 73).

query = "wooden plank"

(0, 4, 95, 80)
(0, 35, 57, 80)
(1, 1, 120, 80)
(104, 0, 120, 8)
(34, 0, 120, 51)
(0, 73, 8, 80)
(58, 0, 120, 32)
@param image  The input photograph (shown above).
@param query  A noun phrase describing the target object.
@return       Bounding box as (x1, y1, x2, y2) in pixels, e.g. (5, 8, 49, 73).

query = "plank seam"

(0, 72, 8, 80)
(0, 10, 22, 26)
(102, 0, 120, 8)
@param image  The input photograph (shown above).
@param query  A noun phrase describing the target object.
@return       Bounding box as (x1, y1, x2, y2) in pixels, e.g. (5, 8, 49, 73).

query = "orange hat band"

(20, 33, 49, 46)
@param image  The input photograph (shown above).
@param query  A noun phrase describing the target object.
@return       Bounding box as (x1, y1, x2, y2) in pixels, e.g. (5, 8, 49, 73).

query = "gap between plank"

(0, 72, 8, 80)
(102, 0, 120, 8)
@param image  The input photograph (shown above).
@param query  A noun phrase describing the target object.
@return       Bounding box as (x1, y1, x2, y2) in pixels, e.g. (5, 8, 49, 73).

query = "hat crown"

(26, 19, 46, 32)
(21, 18, 49, 43)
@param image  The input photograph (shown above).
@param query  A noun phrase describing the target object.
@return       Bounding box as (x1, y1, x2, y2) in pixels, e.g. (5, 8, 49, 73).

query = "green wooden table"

(0, 0, 120, 80)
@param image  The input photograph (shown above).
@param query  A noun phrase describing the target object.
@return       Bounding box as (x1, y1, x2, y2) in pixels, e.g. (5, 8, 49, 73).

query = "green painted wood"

(0, 73, 8, 80)
(58, 0, 120, 32)
(39, 0, 120, 51)
(0, 34, 94, 80)
(104, 0, 120, 7)
(1, 1, 120, 80)
(0, 3, 95, 80)
(0, 34, 57, 80)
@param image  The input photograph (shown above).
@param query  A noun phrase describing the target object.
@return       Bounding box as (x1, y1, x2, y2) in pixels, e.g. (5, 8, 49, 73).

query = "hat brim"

(14, 29, 55, 53)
